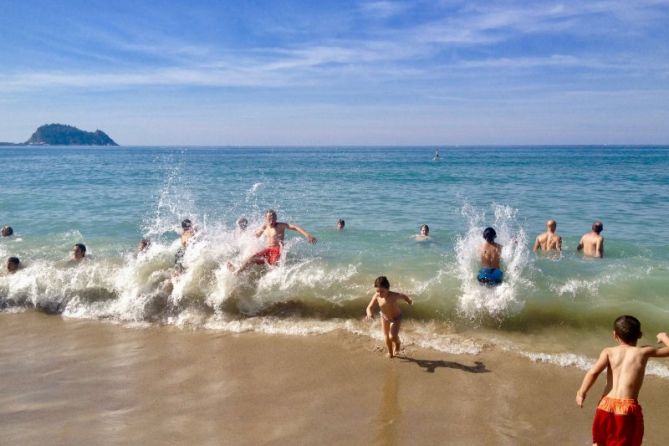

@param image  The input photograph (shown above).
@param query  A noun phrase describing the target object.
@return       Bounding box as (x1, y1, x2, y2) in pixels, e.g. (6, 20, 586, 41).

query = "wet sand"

(2, 312, 669, 445)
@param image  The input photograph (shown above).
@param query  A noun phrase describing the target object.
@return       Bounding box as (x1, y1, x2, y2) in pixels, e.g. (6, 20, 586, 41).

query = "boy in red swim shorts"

(232, 209, 316, 274)
(576, 315, 669, 445)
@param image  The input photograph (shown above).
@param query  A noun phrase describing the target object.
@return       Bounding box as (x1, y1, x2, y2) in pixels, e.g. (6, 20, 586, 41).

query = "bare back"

(534, 231, 562, 252)
(480, 242, 502, 269)
(578, 232, 604, 257)
(602, 345, 651, 399)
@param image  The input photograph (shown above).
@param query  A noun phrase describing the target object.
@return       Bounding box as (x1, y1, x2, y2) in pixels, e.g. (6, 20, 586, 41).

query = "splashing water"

(454, 203, 532, 319)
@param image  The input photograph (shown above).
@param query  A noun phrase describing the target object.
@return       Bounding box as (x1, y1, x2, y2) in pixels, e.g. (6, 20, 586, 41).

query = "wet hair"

(337, 219, 345, 227)
(614, 315, 642, 344)
(1, 225, 13, 237)
(237, 217, 248, 229)
(420, 224, 429, 233)
(483, 227, 497, 243)
(181, 219, 193, 230)
(138, 239, 150, 250)
(266, 209, 277, 218)
(592, 221, 603, 234)
(374, 276, 390, 289)
(7, 256, 20, 267)
(74, 243, 87, 255)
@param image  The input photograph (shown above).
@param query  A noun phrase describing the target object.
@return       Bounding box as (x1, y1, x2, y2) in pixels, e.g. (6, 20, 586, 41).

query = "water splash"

(454, 203, 532, 319)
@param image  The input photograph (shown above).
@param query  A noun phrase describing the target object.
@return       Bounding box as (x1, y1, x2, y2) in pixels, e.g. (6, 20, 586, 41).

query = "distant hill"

(23, 124, 118, 146)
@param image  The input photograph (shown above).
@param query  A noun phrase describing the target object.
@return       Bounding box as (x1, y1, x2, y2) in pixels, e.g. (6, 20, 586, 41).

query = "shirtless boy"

(533, 219, 562, 252)
(576, 315, 669, 446)
(365, 276, 413, 358)
(477, 227, 503, 285)
(233, 209, 316, 274)
(578, 221, 604, 258)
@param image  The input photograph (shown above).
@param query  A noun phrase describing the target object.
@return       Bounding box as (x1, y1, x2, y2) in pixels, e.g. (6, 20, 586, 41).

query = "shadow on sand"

(399, 356, 489, 374)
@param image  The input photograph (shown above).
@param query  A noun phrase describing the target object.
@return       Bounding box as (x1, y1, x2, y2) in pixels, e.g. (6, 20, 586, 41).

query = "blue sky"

(1, 0, 668, 145)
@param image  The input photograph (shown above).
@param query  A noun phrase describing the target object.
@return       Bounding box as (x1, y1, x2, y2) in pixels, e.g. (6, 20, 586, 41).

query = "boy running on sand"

(365, 276, 413, 358)
(576, 315, 669, 446)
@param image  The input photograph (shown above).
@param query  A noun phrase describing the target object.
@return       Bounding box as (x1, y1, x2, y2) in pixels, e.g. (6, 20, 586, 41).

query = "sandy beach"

(0, 312, 667, 445)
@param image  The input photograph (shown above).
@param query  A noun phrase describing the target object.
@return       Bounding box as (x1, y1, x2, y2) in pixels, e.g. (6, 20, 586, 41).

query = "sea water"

(1, 146, 668, 375)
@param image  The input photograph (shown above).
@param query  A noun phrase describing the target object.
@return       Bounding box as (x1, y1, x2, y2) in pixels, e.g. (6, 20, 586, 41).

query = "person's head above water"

(336, 219, 345, 231)
(592, 220, 603, 234)
(1, 225, 14, 237)
(137, 239, 150, 252)
(237, 217, 248, 231)
(181, 219, 193, 231)
(420, 224, 429, 236)
(547, 219, 557, 232)
(483, 227, 497, 243)
(374, 275, 390, 290)
(7, 256, 20, 273)
(72, 243, 86, 260)
(265, 209, 278, 226)
(614, 315, 642, 345)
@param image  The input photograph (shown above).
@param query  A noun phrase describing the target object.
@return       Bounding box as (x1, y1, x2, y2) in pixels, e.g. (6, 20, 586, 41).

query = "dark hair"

(1, 225, 13, 236)
(181, 219, 192, 230)
(7, 256, 20, 266)
(420, 224, 429, 233)
(74, 243, 87, 254)
(592, 221, 603, 234)
(614, 315, 642, 344)
(139, 239, 150, 249)
(374, 276, 390, 289)
(483, 227, 497, 243)
(337, 219, 345, 226)
(266, 209, 277, 218)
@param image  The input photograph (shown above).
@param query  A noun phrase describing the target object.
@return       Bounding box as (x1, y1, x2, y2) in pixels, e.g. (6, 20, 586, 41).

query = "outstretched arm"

(287, 223, 317, 244)
(649, 333, 669, 358)
(402, 293, 413, 305)
(365, 295, 378, 320)
(576, 349, 609, 407)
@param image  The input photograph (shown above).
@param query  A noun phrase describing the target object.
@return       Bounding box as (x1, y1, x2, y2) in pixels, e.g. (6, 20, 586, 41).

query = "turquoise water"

(1, 146, 669, 369)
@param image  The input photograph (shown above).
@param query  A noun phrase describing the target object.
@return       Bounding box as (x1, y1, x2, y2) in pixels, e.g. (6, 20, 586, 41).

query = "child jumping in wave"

(365, 276, 412, 358)
(576, 315, 669, 446)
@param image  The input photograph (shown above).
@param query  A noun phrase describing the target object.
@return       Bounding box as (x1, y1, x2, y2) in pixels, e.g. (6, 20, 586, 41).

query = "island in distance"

(0, 124, 118, 146)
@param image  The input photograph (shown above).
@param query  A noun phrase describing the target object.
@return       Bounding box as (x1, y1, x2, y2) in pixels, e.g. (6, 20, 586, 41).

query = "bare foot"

(387, 352, 394, 359)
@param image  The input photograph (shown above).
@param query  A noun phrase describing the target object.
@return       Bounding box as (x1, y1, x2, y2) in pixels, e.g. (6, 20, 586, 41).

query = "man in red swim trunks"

(233, 209, 317, 274)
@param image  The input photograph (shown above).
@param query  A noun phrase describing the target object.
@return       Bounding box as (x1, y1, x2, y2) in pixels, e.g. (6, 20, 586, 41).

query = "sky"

(0, 0, 668, 145)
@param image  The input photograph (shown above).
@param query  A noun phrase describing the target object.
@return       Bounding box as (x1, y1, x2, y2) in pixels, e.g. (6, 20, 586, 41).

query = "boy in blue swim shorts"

(478, 227, 503, 285)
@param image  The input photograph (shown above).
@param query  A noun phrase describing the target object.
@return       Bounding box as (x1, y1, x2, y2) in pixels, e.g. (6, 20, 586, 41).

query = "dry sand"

(1, 312, 668, 445)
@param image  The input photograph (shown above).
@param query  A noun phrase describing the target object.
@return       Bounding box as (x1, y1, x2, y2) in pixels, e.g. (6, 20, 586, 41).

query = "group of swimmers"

(2, 214, 665, 445)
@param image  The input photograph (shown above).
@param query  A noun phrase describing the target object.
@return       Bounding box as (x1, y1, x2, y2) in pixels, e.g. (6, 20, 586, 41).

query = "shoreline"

(2, 312, 669, 445)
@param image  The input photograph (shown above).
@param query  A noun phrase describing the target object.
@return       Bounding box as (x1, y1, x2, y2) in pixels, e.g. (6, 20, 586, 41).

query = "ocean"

(1, 145, 668, 376)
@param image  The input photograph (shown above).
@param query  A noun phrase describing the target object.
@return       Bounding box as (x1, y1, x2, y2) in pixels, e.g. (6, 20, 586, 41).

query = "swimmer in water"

(7, 256, 20, 274)
(412, 224, 430, 241)
(237, 217, 249, 232)
(72, 243, 87, 263)
(577, 220, 604, 258)
(533, 219, 562, 253)
(137, 238, 151, 253)
(231, 209, 316, 274)
(477, 227, 503, 285)
(1, 225, 14, 237)
(336, 219, 345, 231)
